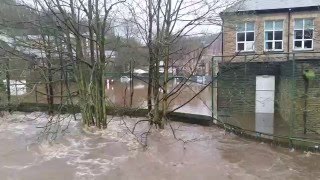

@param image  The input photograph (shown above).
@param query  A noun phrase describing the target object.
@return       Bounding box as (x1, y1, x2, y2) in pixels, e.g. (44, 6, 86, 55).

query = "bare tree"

(0, 0, 126, 129)
(126, 0, 238, 128)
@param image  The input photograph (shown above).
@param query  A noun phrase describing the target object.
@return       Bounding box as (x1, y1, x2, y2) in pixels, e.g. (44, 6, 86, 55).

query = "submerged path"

(0, 112, 319, 180)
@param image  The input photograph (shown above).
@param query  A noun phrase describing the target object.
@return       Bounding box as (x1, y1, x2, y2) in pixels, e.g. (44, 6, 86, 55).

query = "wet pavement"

(0, 112, 319, 180)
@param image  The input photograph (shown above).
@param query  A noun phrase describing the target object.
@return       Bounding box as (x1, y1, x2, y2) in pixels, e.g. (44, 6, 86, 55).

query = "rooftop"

(226, 0, 320, 12)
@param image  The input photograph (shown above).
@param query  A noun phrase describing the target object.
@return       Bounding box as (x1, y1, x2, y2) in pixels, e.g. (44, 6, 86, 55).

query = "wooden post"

(130, 60, 134, 107)
(35, 84, 38, 103)
(5, 58, 11, 111)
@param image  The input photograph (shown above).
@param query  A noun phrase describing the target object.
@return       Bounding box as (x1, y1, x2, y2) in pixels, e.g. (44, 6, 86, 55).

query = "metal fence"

(214, 52, 320, 149)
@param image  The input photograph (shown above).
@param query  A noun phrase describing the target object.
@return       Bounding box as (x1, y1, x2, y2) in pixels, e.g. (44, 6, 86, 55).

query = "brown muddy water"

(0, 112, 319, 180)
(19, 80, 212, 116)
(8, 79, 320, 147)
(105, 80, 212, 115)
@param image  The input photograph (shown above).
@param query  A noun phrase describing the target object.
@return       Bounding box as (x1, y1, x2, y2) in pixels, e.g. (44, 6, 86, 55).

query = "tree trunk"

(147, 0, 154, 113)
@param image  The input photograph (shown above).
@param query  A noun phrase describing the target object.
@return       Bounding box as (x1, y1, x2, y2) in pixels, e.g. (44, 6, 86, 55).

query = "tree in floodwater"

(127, 0, 237, 128)
(0, 0, 125, 129)
(37, 0, 124, 128)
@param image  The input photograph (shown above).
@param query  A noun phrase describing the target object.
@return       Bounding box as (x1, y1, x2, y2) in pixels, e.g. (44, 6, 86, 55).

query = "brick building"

(217, 0, 320, 137)
(221, 0, 320, 62)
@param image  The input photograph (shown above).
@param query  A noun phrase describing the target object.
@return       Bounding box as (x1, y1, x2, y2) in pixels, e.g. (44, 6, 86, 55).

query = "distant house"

(0, 34, 44, 59)
(105, 50, 117, 59)
(159, 61, 177, 75)
(1, 34, 65, 56)
(0, 32, 117, 66)
(81, 32, 117, 62)
(177, 35, 222, 76)
(0, 34, 38, 67)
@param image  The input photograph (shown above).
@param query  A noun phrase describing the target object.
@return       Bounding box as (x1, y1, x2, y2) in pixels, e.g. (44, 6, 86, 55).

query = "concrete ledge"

(167, 112, 213, 126)
(1, 103, 213, 126)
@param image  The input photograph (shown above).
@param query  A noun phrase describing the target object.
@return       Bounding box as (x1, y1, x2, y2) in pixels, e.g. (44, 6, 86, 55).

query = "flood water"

(6, 79, 320, 145)
(0, 112, 319, 180)
(11, 79, 212, 115)
(105, 79, 212, 115)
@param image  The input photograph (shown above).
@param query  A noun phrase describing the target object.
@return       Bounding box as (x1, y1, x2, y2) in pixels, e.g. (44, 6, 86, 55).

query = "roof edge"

(221, 6, 320, 16)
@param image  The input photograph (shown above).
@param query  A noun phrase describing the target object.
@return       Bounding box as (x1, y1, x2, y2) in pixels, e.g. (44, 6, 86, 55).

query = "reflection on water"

(255, 113, 274, 139)
(220, 113, 290, 139)
(105, 79, 212, 115)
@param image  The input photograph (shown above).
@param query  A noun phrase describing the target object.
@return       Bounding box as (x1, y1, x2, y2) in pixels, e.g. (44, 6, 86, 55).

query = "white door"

(255, 76, 275, 113)
(255, 113, 274, 139)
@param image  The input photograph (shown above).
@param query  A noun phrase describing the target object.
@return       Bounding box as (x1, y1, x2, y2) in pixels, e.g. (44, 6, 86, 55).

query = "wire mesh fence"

(215, 52, 320, 149)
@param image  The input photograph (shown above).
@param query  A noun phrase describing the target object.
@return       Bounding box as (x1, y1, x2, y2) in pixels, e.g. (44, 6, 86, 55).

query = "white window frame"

(236, 22, 255, 52)
(264, 20, 284, 51)
(293, 18, 314, 51)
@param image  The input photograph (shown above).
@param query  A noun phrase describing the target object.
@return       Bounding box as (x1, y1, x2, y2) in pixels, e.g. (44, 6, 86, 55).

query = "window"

(265, 20, 283, 51)
(294, 19, 314, 50)
(236, 22, 255, 52)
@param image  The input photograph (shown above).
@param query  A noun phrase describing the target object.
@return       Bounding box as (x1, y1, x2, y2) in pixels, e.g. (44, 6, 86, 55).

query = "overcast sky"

(17, 0, 237, 38)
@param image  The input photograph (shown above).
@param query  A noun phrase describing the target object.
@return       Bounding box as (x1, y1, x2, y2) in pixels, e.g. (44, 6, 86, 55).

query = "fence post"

(129, 59, 134, 107)
(244, 55, 247, 114)
(290, 53, 296, 147)
(212, 57, 218, 123)
(5, 58, 11, 111)
(211, 57, 214, 122)
(35, 84, 38, 103)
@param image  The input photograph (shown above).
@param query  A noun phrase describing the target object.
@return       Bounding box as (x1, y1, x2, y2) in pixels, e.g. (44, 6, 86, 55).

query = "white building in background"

(159, 61, 177, 75)
(0, 33, 118, 65)
(2, 80, 27, 96)
(104, 50, 117, 59)
(134, 69, 148, 74)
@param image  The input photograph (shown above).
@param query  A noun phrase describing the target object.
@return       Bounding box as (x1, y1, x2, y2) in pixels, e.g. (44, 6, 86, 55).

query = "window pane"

(246, 22, 254, 31)
(265, 21, 273, 30)
(294, 41, 302, 48)
(274, 31, 283, 40)
(246, 41, 254, 51)
(246, 32, 254, 41)
(294, 19, 303, 29)
(237, 43, 244, 51)
(275, 41, 282, 49)
(237, 24, 245, 31)
(265, 31, 273, 40)
(237, 33, 245, 41)
(304, 30, 313, 39)
(266, 42, 273, 50)
(304, 40, 312, 49)
(275, 21, 283, 30)
(305, 19, 314, 29)
(294, 30, 303, 39)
